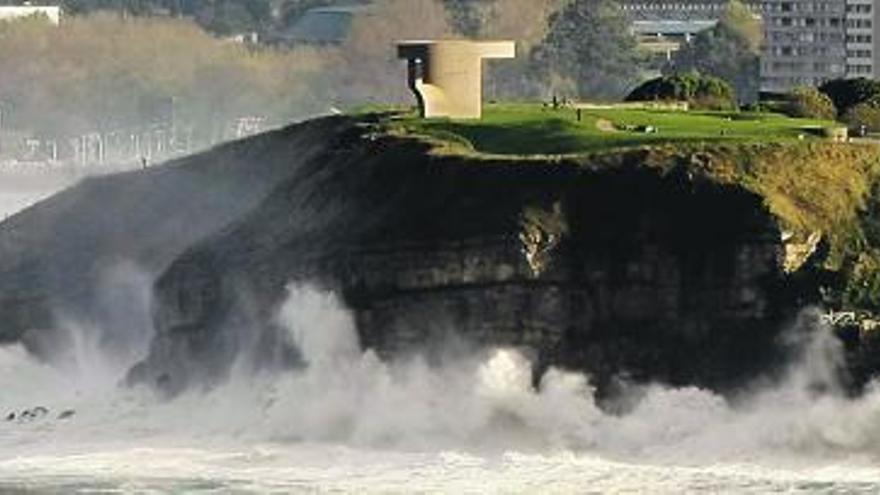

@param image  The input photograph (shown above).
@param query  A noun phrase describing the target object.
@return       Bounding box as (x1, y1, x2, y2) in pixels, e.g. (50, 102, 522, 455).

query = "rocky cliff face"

(127, 117, 797, 397)
(3, 114, 873, 399)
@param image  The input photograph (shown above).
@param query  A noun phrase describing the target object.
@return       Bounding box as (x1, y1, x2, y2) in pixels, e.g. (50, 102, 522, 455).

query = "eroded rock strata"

(129, 118, 795, 397)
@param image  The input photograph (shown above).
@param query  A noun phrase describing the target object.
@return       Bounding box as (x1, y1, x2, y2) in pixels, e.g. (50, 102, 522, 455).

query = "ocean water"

(0, 284, 879, 493)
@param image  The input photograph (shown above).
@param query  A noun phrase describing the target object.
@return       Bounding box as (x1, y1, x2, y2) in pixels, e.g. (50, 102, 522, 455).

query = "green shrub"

(819, 77, 880, 116)
(843, 101, 880, 133)
(741, 100, 787, 113)
(844, 250, 880, 310)
(785, 86, 837, 120)
(626, 72, 736, 110)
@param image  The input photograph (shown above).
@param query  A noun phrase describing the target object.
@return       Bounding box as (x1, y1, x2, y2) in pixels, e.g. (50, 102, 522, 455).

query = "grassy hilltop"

(380, 103, 880, 311)
(390, 103, 843, 155)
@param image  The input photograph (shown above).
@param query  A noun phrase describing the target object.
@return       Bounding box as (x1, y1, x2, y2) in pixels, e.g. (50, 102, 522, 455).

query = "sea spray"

(37, 262, 156, 393)
(1, 283, 880, 492)
(141, 283, 880, 458)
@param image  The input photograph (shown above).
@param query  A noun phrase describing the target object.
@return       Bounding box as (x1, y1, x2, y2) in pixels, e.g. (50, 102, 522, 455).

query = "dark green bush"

(626, 72, 736, 110)
(819, 78, 880, 116)
(741, 100, 787, 113)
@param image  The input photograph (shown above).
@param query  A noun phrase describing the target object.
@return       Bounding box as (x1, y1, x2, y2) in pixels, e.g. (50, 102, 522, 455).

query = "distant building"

(272, 2, 369, 46)
(760, 0, 880, 93)
(760, 0, 847, 93)
(621, 1, 880, 94)
(844, 0, 880, 78)
(0, 5, 61, 24)
(618, 1, 736, 72)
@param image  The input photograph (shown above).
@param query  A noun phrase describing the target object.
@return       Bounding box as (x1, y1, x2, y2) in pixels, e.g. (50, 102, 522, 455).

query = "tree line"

(0, 0, 654, 147)
(0, 13, 328, 145)
(2, 0, 790, 152)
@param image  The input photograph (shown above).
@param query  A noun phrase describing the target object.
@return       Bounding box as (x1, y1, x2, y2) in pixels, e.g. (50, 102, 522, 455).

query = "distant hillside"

(56, 0, 273, 35)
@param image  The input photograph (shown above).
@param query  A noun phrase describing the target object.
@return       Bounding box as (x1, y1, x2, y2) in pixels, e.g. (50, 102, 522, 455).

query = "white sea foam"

(0, 282, 879, 493)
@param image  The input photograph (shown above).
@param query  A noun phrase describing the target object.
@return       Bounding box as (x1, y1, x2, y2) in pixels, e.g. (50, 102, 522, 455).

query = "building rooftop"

(632, 19, 717, 35)
(618, 0, 761, 22)
(619, 1, 726, 21)
(277, 3, 369, 45)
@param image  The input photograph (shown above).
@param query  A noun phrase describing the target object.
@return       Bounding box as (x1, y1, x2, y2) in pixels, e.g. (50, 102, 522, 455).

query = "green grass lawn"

(390, 103, 842, 155)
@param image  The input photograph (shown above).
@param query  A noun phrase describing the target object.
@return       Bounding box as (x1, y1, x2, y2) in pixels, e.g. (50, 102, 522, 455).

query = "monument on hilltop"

(397, 40, 515, 119)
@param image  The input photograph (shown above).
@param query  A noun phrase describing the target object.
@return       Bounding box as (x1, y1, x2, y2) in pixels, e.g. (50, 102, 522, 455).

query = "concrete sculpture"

(398, 40, 516, 119)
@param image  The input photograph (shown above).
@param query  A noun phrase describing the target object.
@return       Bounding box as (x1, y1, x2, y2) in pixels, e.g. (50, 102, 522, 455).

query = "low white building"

(0, 5, 61, 25)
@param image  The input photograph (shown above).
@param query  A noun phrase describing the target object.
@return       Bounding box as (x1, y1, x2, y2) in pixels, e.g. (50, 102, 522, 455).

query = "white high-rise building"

(845, 0, 879, 78)
(760, 0, 880, 93)
(760, 0, 847, 93)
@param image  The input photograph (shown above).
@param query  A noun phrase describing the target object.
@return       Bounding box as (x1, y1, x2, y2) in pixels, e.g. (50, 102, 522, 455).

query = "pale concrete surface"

(398, 40, 515, 119)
